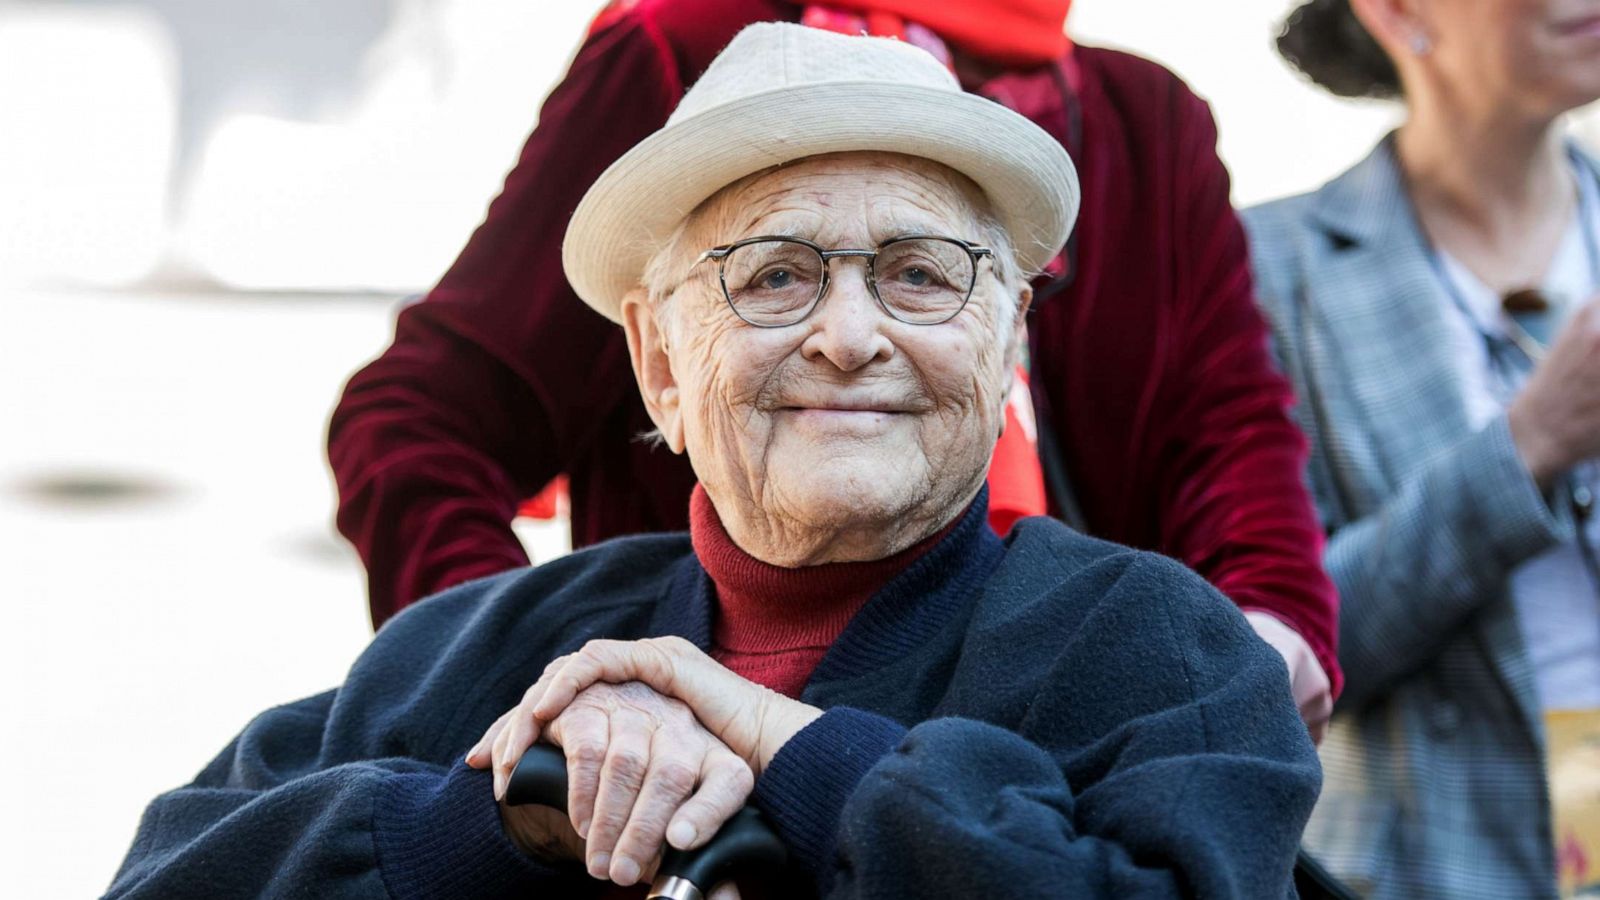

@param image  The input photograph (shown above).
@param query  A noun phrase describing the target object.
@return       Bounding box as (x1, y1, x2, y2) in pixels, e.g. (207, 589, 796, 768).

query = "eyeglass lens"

(721, 238, 977, 326)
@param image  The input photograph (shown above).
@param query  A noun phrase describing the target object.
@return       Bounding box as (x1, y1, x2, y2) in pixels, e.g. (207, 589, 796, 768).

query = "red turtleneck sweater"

(689, 486, 957, 698)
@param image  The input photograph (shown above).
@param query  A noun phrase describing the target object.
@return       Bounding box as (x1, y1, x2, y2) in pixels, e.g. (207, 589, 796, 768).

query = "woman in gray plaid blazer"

(1245, 1, 1600, 898)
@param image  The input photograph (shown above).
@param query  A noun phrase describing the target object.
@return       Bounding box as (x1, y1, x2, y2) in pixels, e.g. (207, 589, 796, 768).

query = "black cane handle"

(504, 742, 572, 810)
(505, 744, 787, 900)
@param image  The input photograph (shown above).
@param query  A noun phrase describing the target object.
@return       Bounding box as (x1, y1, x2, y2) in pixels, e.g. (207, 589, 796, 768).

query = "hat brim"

(562, 80, 1080, 323)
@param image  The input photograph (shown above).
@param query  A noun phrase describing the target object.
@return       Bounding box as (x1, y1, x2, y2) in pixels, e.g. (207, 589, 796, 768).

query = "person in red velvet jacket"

(327, 0, 1341, 733)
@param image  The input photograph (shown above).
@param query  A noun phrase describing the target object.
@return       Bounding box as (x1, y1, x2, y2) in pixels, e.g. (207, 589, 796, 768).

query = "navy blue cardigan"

(107, 502, 1319, 898)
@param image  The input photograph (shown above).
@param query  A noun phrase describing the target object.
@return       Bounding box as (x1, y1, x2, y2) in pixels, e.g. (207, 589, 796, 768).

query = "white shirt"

(1437, 179, 1600, 712)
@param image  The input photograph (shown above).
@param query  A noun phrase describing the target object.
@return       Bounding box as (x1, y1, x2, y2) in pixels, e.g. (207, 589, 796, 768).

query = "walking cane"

(507, 744, 787, 900)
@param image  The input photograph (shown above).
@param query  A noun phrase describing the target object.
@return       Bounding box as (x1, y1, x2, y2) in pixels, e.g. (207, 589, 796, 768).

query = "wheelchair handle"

(506, 744, 787, 900)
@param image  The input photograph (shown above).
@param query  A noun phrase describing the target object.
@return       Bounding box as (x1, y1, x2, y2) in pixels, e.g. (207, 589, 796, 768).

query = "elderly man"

(108, 25, 1317, 900)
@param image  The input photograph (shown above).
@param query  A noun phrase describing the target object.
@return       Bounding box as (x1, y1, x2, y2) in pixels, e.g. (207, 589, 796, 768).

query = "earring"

(1409, 32, 1432, 55)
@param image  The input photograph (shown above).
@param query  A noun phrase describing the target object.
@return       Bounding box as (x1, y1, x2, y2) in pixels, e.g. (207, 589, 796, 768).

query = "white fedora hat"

(562, 21, 1080, 324)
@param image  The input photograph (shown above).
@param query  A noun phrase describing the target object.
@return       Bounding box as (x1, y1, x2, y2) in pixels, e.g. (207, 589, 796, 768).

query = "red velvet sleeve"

(328, 12, 683, 627)
(1154, 92, 1343, 695)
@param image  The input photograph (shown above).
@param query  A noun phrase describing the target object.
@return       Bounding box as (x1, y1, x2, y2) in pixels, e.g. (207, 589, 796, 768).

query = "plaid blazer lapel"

(1303, 139, 1475, 498)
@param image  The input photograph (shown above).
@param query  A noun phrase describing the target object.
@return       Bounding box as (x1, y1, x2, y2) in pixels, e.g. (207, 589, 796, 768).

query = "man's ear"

(620, 289, 686, 454)
(1009, 284, 1033, 370)
(996, 284, 1033, 438)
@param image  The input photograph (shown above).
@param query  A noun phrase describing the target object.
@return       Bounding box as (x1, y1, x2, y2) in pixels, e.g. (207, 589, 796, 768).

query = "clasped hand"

(1510, 301, 1600, 488)
(466, 637, 822, 890)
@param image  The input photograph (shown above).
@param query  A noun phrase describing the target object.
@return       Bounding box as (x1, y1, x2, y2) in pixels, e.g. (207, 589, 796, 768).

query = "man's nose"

(799, 260, 895, 371)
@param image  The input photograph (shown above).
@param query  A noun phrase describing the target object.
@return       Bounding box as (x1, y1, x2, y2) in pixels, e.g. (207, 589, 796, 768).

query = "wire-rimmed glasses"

(694, 235, 993, 327)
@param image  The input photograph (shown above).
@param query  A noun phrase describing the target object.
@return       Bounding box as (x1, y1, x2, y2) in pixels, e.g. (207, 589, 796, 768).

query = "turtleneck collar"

(688, 485, 966, 694)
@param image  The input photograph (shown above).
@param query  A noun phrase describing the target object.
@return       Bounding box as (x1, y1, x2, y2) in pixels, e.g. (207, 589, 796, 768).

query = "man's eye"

(760, 269, 794, 289)
(891, 263, 950, 288)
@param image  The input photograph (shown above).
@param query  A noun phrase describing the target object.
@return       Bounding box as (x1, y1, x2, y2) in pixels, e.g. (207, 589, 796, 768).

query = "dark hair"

(1276, 0, 1402, 99)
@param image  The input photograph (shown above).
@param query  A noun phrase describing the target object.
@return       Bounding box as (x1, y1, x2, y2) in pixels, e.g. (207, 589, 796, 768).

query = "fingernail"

(493, 772, 505, 800)
(576, 819, 590, 840)
(612, 856, 640, 885)
(668, 821, 697, 848)
(588, 852, 610, 879)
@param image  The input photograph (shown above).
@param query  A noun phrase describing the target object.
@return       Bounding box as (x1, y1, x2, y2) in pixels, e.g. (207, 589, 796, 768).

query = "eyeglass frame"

(692, 234, 995, 328)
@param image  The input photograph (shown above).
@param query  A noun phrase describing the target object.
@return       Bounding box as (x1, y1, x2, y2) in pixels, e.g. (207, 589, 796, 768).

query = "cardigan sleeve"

(103, 558, 674, 899)
(751, 554, 1321, 899)
(1146, 83, 1342, 696)
(326, 9, 683, 627)
(104, 692, 597, 899)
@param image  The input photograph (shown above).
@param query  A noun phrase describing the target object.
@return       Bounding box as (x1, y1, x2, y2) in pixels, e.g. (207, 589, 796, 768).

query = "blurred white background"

(0, 0, 1588, 896)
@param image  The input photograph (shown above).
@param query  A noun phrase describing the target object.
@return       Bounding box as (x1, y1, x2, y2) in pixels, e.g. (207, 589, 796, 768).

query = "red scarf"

(804, 0, 1072, 67)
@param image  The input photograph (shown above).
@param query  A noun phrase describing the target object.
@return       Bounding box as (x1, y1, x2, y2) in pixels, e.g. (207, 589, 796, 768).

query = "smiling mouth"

(777, 401, 927, 422)
(777, 407, 910, 430)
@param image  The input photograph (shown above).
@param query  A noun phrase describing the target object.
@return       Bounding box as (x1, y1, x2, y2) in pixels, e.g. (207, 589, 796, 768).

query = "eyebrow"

(712, 220, 808, 245)
(722, 220, 965, 247)
(879, 220, 948, 238)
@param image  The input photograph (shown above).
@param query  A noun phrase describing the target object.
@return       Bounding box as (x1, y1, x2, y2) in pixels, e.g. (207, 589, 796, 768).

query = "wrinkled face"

(1396, 0, 1600, 114)
(621, 153, 1028, 563)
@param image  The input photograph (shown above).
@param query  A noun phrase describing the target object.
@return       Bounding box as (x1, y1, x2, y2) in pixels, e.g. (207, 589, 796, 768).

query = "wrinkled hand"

(1510, 301, 1600, 489)
(528, 637, 823, 776)
(1244, 611, 1333, 744)
(467, 680, 754, 888)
